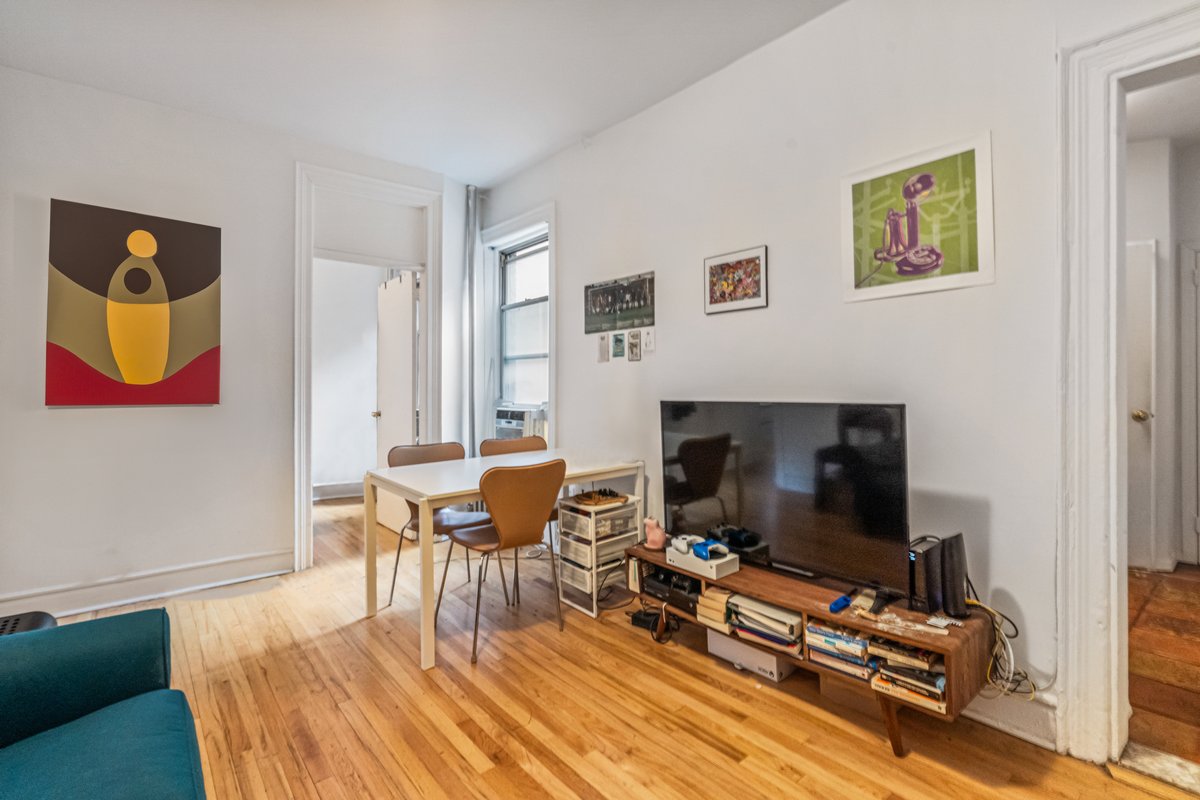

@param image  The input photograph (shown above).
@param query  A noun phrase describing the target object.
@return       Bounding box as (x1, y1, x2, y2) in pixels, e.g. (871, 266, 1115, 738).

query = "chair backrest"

(387, 442, 465, 467)
(479, 435, 547, 457)
(677, 433, 732, 500)
(386, 442, 466, 517)
(479, 459, 566, 550)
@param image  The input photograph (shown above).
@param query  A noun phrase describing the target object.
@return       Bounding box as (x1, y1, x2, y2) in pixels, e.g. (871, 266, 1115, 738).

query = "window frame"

(498, 235, 551, 405)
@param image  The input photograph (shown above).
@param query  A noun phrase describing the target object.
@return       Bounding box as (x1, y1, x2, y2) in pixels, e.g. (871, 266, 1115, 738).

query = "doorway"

(295, 163, 443, 570)
(1121, 59, 1200, 772)
(311, 261, 422, 533)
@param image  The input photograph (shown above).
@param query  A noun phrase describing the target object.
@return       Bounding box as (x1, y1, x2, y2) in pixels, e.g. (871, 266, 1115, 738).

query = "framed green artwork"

(842, 133, 994, 302)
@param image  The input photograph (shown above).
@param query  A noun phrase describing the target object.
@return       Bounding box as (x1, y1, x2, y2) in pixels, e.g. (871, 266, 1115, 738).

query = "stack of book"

(696, 587, 732, 634)
(870, 665, 947, 714)
(805, 622, 878, 680)
(867, 637, 947, 713)
(727, 594, 803, 657)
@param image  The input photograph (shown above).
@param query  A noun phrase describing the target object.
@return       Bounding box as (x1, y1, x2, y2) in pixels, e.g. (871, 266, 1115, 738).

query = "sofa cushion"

(0, 689, 205, 800)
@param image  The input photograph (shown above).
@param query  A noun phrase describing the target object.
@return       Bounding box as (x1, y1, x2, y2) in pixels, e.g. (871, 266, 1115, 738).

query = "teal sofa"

(0, 609, 205, 799)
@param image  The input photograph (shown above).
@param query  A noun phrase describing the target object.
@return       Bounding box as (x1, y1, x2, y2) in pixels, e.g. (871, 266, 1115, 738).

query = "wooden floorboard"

(1128, 567, 1200, 767)
(59, 500, 1169, 799)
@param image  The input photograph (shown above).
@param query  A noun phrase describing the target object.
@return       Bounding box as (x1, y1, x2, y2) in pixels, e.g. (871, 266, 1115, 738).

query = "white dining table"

(363, 448, 645, 669)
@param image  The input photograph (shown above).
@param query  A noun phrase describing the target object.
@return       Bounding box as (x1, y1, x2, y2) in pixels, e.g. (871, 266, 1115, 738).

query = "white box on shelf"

(706, 629, 797, 683)
(666, 546, 740, 579)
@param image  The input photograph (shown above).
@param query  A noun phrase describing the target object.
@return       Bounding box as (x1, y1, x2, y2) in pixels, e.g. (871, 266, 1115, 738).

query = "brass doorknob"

(371, 410, 382, 418)
(1131, 409, 1151, 422)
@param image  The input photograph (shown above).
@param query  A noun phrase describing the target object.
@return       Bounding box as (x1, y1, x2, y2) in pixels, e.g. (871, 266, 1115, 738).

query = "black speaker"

(941, 533, 969, 618)
(908, 538, 943, 613)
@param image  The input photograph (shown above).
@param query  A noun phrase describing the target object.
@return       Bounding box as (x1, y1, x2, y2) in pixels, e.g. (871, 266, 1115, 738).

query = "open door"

(375, 273, 416, 533)
(1126, 241, 1158, 569)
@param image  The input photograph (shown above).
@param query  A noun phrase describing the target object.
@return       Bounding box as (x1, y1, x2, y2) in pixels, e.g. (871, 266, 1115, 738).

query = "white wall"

(482, 0, 1196, 749)
(0, 65, 448, 616)
(311, 260, 381, 493)
(1124, 139, 1181, 570)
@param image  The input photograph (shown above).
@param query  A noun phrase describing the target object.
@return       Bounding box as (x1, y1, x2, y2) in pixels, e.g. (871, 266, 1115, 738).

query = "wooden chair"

(384, 443, 491, 607)
(477, 435, 556, 597)
(436, 459, 567, 663)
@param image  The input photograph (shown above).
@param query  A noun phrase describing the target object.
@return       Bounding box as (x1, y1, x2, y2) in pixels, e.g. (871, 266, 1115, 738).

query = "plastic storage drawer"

(559, 530, 639, 568)
(559, 558, 622, 593)
(559, 504, 638, 541)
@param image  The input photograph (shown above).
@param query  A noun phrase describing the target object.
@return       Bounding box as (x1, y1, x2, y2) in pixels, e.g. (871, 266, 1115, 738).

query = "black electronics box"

(908, 538, 943, 613)
(643, 566, 701, 616)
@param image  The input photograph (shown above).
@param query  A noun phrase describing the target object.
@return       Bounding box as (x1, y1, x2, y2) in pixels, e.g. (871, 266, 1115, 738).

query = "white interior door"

(1183, 244, 1200, 565)
(1126, 241, 1157, 569)
(375, 272, 416, 533)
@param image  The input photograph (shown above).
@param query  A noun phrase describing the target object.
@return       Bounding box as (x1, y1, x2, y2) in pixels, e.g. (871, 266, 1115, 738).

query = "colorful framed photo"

(627, 330, 642, 361)
(704, 246, 767, 314)
(842, 133, 994, 302)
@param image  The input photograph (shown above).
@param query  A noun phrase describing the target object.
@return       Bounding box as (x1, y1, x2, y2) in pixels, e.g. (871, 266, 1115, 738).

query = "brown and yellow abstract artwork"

(46, 199, 221, 405)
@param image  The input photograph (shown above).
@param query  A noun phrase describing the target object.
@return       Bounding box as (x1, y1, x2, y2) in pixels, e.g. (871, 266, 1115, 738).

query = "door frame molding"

(294, 163, 443, 571)
(1059, 5, 1200, 763)
(1182, 242, 1200, 565)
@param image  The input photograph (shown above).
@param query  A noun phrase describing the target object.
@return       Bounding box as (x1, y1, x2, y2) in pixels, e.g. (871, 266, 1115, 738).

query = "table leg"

(419, 498, 436, 670)
(876, 694, 907, 757)
(364, 478, 379, 618)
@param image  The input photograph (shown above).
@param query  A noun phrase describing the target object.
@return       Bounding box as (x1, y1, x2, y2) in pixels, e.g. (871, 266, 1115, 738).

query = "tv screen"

(660, 401, 910, 595)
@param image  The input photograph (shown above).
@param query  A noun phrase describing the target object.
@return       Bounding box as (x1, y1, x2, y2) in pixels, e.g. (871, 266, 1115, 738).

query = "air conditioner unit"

(494, 404, 547, 441)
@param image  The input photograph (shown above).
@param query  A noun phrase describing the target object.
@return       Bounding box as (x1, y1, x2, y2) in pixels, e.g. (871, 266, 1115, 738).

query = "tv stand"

(625, 544, 994, 757)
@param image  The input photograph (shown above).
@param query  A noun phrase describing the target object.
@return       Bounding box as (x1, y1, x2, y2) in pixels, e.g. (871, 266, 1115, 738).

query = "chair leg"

(548, 534, 564, 632)
(464, 543, 471, 581)
(471, 553, 486, 664)
(512, 549, 520, 605)
(435, 540, 455, 628)
(481, 553, 489, 581)
(717, 496, 729, 522)
(496, 552, 511, 606)
(387, 529, 405, 608)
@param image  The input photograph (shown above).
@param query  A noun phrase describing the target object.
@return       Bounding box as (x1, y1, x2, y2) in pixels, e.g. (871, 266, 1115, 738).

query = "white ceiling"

(0, 0, 842, 186)
(1127, 71, 1200, 145)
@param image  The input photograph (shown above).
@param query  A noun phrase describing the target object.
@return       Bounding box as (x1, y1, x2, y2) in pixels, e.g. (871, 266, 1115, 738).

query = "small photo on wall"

(627, 330, 642, 361)
(584, 272, 655, 333)
(842, 133, 994, 302)
(704, 246, 767, 314)
(598, 333, 610, 363)
(611, 332, 626, 358)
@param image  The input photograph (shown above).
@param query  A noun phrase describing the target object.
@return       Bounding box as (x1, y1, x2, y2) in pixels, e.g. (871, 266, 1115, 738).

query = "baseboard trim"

(963, 689, 1059, 752)
(0, 548, 294, 618)
(313, 482, 364, 500)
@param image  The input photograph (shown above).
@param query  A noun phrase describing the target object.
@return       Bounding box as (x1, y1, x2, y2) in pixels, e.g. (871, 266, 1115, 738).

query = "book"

(807, 633, 868, 661)
(729, 594, 803, 638)
(867, 638, 941, 671)
(734, 626, 802, 657)
(871, 674, 948, 714)
(808, 648, 878, 680)
(880, 664, 946, 693)
(806, 622, 869, 649)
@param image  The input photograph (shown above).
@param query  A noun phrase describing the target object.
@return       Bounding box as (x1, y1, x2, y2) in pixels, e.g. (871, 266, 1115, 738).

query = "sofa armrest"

(0, 608, 171, 748)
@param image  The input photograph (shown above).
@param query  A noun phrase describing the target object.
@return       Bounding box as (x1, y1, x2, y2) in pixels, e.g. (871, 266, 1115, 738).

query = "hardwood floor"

(1128, 565, 1200, 765)
(63, 499, 1165, 799)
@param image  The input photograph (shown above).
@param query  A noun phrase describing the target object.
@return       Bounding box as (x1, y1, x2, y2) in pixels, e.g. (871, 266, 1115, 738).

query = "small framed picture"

(598, 333, 610, 363)
(627, 330, 642, 361)
(705, 246, 767, 314)
(612, 332, 625, 358)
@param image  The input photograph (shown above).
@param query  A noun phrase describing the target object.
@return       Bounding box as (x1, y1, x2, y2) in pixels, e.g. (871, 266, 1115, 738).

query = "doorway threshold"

(1110, 742, 1200, 797)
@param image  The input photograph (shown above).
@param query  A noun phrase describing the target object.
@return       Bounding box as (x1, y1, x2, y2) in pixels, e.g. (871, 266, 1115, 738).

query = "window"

(499, 237, 550, 405)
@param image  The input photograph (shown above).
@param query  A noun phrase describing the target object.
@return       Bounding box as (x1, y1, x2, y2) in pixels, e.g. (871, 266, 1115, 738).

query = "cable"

(967, 598, 1039, 700)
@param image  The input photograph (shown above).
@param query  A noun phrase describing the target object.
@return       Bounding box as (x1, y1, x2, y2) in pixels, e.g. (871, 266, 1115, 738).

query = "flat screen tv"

(660, 400, 910, 595)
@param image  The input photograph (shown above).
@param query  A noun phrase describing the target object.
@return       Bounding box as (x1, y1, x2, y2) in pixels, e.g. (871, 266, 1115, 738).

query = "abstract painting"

(46, 199, 221, 405)
(705, 246, 767, 314)
(842, 133, 994, 302)
(584, 271, 654, 334)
